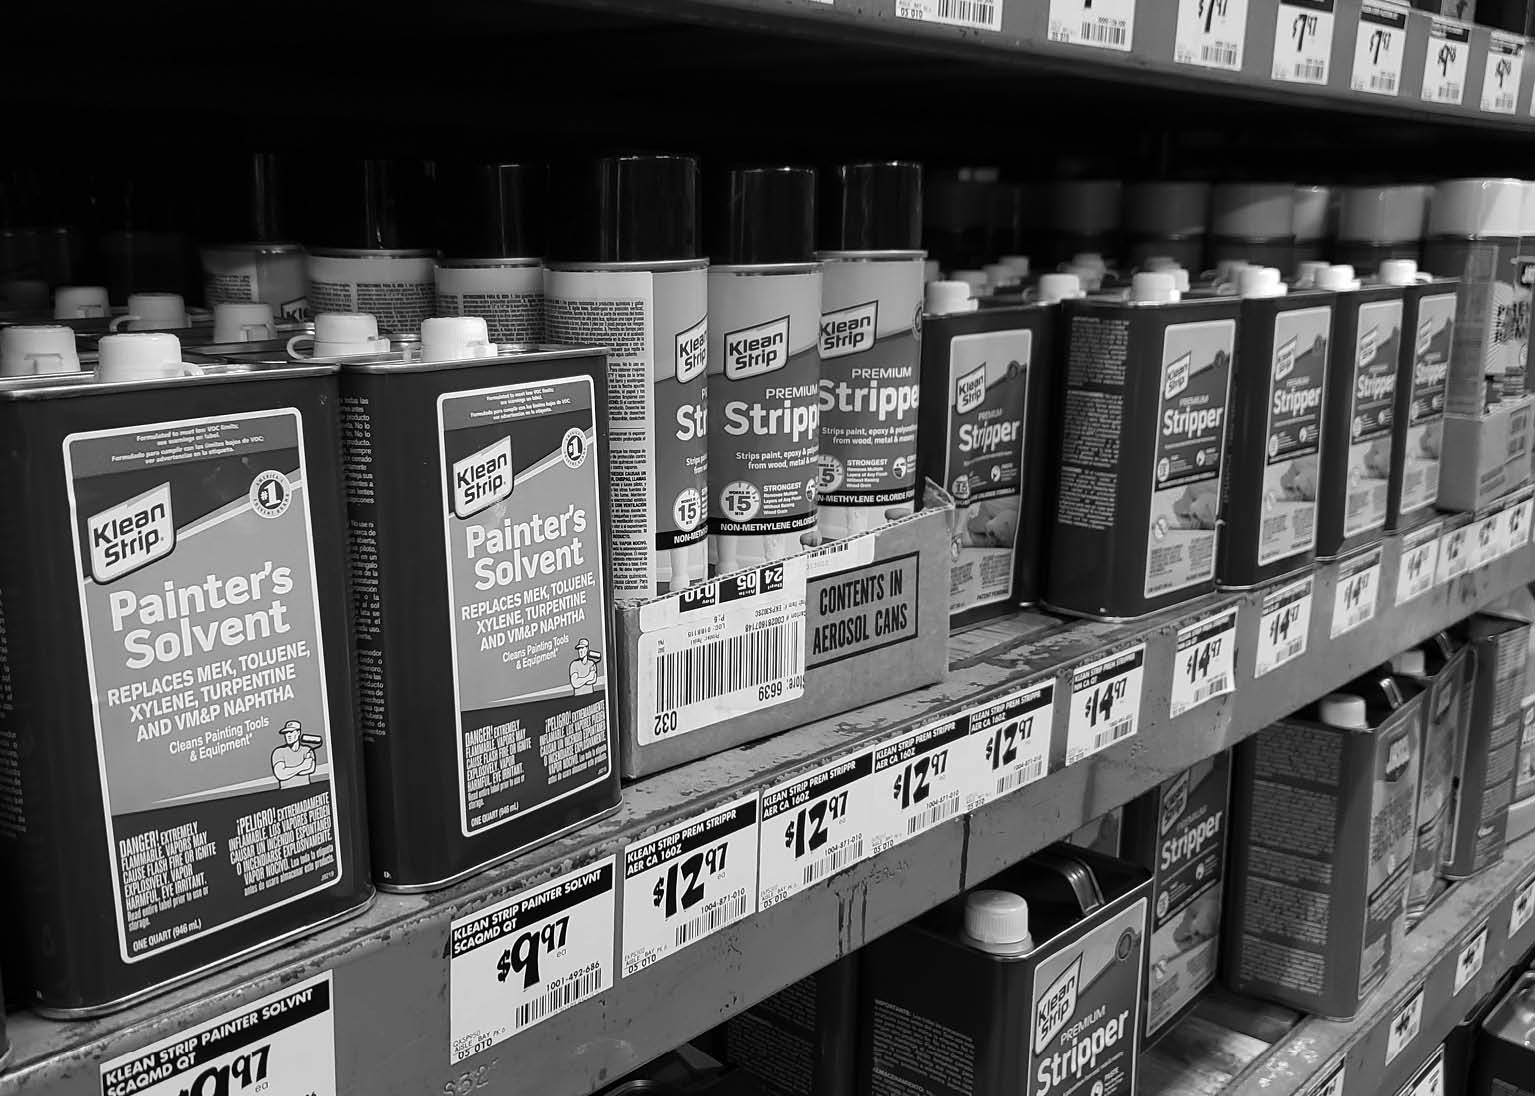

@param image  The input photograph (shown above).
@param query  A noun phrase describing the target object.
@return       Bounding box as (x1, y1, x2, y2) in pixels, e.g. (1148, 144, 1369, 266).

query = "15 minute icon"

(784, 791, 850, 858)
(651, 843, 728, 918)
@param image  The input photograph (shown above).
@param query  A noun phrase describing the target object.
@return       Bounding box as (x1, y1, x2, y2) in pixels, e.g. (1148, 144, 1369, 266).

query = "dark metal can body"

(341, 348, 621, 891)
(1472, 973, 1535, 1096)
(1387, 279, 1458, 530)
(0, 368, 373, 1017)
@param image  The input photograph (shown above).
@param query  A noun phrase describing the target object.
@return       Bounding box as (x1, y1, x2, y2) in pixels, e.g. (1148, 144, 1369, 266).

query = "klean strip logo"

(1035, 954, 1082, 1052)
(956, 363, 987, 415)
(1386, 730, 1413, 781)
(820, 300, 877, 359)
(724, 314, 789, 381)
(676, 317, 708, 383)
(453, 436, 513, 519)
(1164, 351, 1191, 399)
(1275, 336, 1298, 382)
(1160, 771, 1189, 836)
(89, 483, 174, 584)
(1161, 810, 1223, 870)
(1359, 326, 1378, 367)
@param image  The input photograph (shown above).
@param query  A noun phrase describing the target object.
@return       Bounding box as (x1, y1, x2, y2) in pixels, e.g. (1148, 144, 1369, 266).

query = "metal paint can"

(306, 247, 435, 336)
(1334, 185, 1430, 272)
(1398, 640, 1472, 921)
(201, 242, 308, 322)
(434, 163, 544, 345)
(1379, 263, 1457, 529)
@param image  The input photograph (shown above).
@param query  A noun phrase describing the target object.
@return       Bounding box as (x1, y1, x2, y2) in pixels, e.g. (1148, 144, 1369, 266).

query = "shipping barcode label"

(1330, 546, 1382, 638)
(637, 557, 807, 742)
(1422, 17, 1471, 105)
(1304, 1060, 1346, 1096)
(963, 680, 1055, 811)
(1048, 0, 1134, 50)
(1483, 32, 1524, 113)
(1436, 524, 1470, 582)
(1175, 0, 1248, 71)
(449, 858, 615, 1063)
(1273, 0, 1335, 84)
(758, 751, 874, 909)
(869, 717, 971, 854)
(897, 0, 1001, 30)
(621, 794, 759, 977)
(806, 530, 877, 577)
(1066, 645, 1145, 765)
(1170, 608, 1237, 717)
(1510, 874, 1535, 938)
(1384, 984, 1424, 1064)
(1454, 922, 1488, 995)
(1256, 576, 1313, 677)
(1396, 522, 1443, 605)
(1351, 0, 1407, 96)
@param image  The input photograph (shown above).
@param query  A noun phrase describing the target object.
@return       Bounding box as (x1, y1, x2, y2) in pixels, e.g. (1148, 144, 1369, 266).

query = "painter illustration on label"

(1365, 716, 1419, 997)
(1346, 300, 1401, 537)
(945, 328, 1029, 615)
(438, 376, 611, 837)
(64, 409, 343, 963)
(1402, 294, 1453, 516)
(1146, 320, 1233, 599)
(436, 261, 544, 345)
(1260, 307, 1328, 566)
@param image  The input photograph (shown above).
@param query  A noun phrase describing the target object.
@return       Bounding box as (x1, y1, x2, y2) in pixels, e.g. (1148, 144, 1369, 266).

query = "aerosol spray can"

(546, 155, 709, 599)
(199, 153, 308, 322)
(816, 161, 924, 542)
(434, 162, 544, 344)
(709, 167, 822, 574)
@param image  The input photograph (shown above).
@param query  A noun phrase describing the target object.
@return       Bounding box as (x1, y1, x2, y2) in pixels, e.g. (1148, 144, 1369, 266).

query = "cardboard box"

(617, 483, 953, 778)
(1437, 395, 1535, 512)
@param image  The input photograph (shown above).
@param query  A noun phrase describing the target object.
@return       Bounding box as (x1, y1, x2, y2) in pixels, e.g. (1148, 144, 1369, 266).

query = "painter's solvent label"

(545, 264, 709, 599)
(435, 260, 544, 345)
(1401, 293, 1454, 516)
(437, 377, 611, 837)
(1261, 308, 1329, 565)
(1345, 300, 1401, 537)
(65, 410, 343, 963)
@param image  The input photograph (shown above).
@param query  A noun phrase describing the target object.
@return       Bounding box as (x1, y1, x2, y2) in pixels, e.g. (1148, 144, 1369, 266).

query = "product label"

(1351, 0, 1408, 96)
(1331, 544, 1382, 637)
(1272, 0, 1335, 84)
(806, 550, 918, 667)
(964, 681, 1054, 808)
(1255, 575, 1313, 677)
(758, 751, 875, 908)
(1365, 709, 1419, 999)
(1066, 645, 1146, 765)
(202, 247, 308, 321)
(65, 409, 343, 963)
(1411, 647, 1467, 909)
(1396, 522, 1443, 605)
(435, 262, 544, 344)
(1515, 699, 1535, 807)
(1385, 984, 1424, 1064)
(1437, 524, 1470, 582)
(621, 795, 759, 975)
(1470, 514, 1502, 568)
(1344, 299, 1401, 536)
(1423, 238, 1525, 400)
(870, 717, 970, 852)
(1174, 0, 1247, 70)
(1147, 320, 1234, 599)
(1508, 498, 1534, 554)
(1422, 17, 1471, 106)
(1484, 32, 1525, 113)
(1402, 294, 1453, 515)
(1048, 0, 1135, 49)
(1455, 922, 1488, 994)
(1030, 898, 1145, 1096)
(449, 858, 615, 1063)
(945, 327, 1030, 615)
(100, 972, 335, 1096)
(438, 377, 612, 837)
(1170, 608, 1237, 718)
(1260, 307, 1330, 565)
(896, 0, 1002, 30)
(307, 251, 434, 334)
(544, 267, 709, 599)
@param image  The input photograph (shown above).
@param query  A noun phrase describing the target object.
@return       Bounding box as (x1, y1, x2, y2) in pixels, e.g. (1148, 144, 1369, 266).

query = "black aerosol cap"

(552, 154, 698, 263)
(722, 167, 816, 265)
(835, 161, 922, 251)
(439, 162, 545, 259)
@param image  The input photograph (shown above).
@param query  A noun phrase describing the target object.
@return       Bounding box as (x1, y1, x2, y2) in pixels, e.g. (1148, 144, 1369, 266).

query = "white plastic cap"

(962, 889, 1032, 955)
(1144, 256, 1180, 271)
(1167, 267, 1191, 293)
(1319, 692, 1369, 729)
(1000, 254, 1031, 277)
(982, 262, 1016, 288)
(122, 292, 187, 330)
(97, 332, 188, 380)
(0, 324, 81, 377)
(1294, 261, 1330, 288)
(421, 316, 496, 362)
(213, 302, 275, 343)
(1215, 259, 1252, 284)
(1035, 273, 1085, 304)
(1071, 252, 1108, 276)
(1131, 271, 1180, 303)
(1391, 650, 1427, 677)
(53, 285, 111, 319)
(313, 312, 382, 350)
(951, 269, 989, 295)
(1315, 264, 1361, 291)
(1239, 266, 1287, 298)
(1378, 259, 1420, 286)
(926, 280, 977, 315)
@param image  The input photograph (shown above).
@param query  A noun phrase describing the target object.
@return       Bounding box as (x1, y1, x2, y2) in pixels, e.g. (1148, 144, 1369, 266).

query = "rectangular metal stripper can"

(0, 366, 373, 1016)
(1388, 278, 1457, 529)
(340, 347, 620, 891)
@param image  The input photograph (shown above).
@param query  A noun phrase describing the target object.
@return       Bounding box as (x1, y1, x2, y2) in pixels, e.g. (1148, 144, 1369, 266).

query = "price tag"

(1423, 17, 1471, 105)
(1483, 32, 1525, 113)
(1273, 0, 1336, 84)
(1047, 0, 1135, 50)
(1470, 514, 1501, 568)
(1175, 0, 1248, 71)
(1402, 1047, 1445, 1096)
(896, 0, 1002, 32)
(1384, 984, 1424, 1065)
(449, 858, 616, 1064)
(100, 972, 336, 1096)
(1170, 608, 1237, 717)
(1510, 874, 1535, 938)
(964, 681, 1055, 810)
(1330, 547, 1382, 638)
(758, 751, 874, 909)
(1505, 498, 1533, 555)
(621, 795, 759, 977)
(1396, 522, 1443, 605)
(1436, 524, 1470, 583)
(1454, 922, 1489, 995)
(869, 717, 971, 853)
(1304, 1060, 1346, 1096)
(1065, 645, 1145, 766)
(1256, 577, 1313, 677)
(1351, 0, 1408, 97)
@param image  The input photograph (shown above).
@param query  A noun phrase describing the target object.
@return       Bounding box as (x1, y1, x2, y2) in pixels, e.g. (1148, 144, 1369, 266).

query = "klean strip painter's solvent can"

(708, 167, 822, 575)
(546, 155, 709, 600)
(341, 341, 619, 891)
(1124, 182, 1209, 273)
(1380, 261, 1456, 529)
(435, 162, 544, 345)
(1313, 265, 1402, 560)
(1046, 273, 1237, 620)
(1208, 183, 1296, 273)
(0, 343, 372, 1016)
(1217, 267, 1332, 589)
(816, 161, 925, 543)
(1334, 185, 1430, 272)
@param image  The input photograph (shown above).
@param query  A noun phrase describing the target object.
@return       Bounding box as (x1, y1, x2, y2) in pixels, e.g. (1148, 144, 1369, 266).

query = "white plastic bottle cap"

(999, 254, 1031, 277)
(1391, 650, 1427, 677)
(1215, 259, 1251, 285)
(922, 259, 941, 283)
(962, 889, 1033, 955)
(0, 324, 82, 377)
(925, 280, 977, 315)
(1428, 178, 1526, 239)
(1377, 259, 1420, 286)
(951, 269, 989, 295)
(982, 262, 1017, 288)
(1062, 263, 1102, 291)
(114, 291, 188, 331)
(1163, 267, 1191, 293)
(1144, 256, 1179, 271)
(1034, 273, 1085, 304)
(1318, 692, 1369, 729)
(1315, 264, 1361, 291)
(53, 285, 112, 319)
(213, 302, 276, 343)
(1071, 252, 1107, 275)
(1292, 185, 1331, 242)
(97, 333, 199, 382)
(1294, 260, 1329, 288)
(1239, 266, 1287, 298)
(308, 312, 388, 358)
(1131, 271, 1180, 303)
(421, 316, 496, 362)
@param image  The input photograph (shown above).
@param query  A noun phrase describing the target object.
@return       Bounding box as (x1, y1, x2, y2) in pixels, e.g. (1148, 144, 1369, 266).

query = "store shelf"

(6, 503, 1535, 1096)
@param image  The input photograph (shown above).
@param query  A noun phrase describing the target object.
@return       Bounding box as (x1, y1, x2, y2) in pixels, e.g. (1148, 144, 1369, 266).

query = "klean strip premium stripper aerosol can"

(435, 162, 544, 345)
(708, 167, 821, 574)
(816, 161, 925, 542)
(1217, 267, 1332, 588)
(1379, 260, 1456, 529)
(340, 333, 619, 890)
(0, 337, 372, 1016)
(918, 279, 1052, 621)
(1313, 264, 1403, 559)
(546, 155, 708, 599)
(1046, 272, 1237, 619)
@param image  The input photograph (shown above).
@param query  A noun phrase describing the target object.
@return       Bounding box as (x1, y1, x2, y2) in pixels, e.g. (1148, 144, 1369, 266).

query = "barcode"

(1202, 43, 1237, 66)
(935, 0, 997, 25)
(1295, 59, 1326, 81)
(654, 619, 803, 714)
(802, 838, 864, 886)
(1190, 673, 1232, 706)
(906, 792, 962, 836)
(996, 757, 1045, 797)
(675, 893, 750, 947)
(1371, 72, 1397, 92)
(1081, 18, 1126, 45)
(1496, 93, 1516, 110)
(1275, 638, 1304, 664)
(1437, 82, 1461, 101)
(516, 968, 603, 1030)
(1092, 719, 1134, 751)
